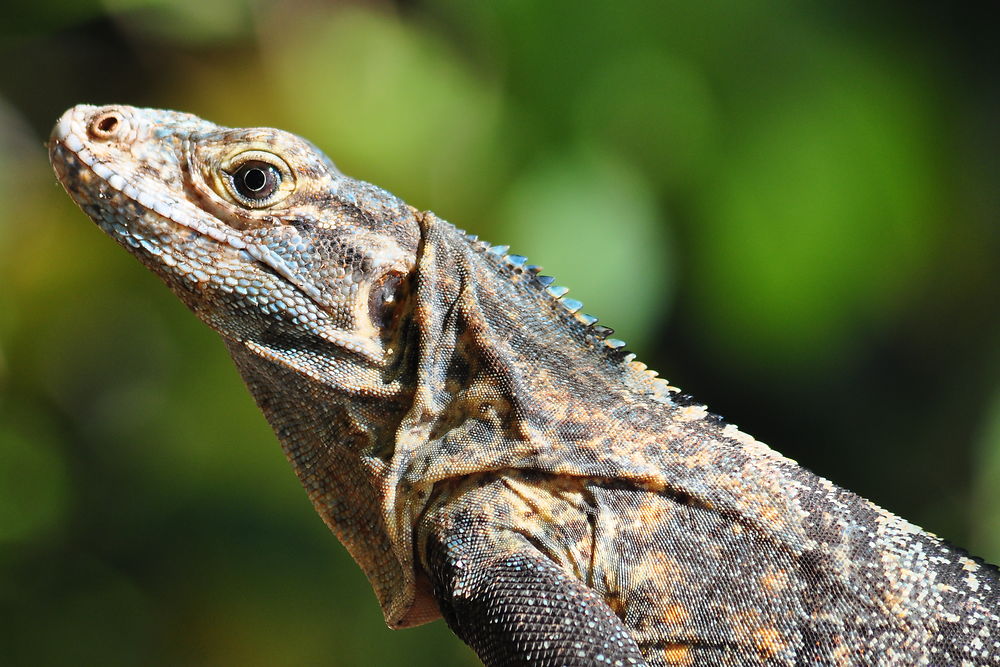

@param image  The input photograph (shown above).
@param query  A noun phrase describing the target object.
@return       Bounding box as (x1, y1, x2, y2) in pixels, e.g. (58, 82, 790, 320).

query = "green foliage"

(694, 49, 941, 370)
(500, 147, 672, 351)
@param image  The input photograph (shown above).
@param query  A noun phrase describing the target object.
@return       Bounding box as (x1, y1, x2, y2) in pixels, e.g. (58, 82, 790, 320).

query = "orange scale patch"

(644, 551, 684, 582)
(662, 643, 692, 665)
(761, 569, 790, 592)
(660, 602, 691, 627)
(681, 448, 716, 469)
(636, 499, 673, 526)
(754, 627, 787, 658)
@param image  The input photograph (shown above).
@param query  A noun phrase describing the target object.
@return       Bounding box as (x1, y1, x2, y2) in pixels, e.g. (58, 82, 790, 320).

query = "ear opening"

(368, 269, 412, 333)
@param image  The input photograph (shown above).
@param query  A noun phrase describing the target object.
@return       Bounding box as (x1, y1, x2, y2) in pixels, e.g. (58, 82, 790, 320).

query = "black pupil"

(243, 168, 266, 191)
(233, 161, 278, 200)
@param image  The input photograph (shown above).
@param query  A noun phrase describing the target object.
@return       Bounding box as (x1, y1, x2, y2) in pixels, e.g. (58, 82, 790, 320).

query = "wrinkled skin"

(51, 105, 1000, 666)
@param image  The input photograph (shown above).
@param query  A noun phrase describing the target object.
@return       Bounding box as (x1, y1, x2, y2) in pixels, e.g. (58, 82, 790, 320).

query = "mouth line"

(50, 130, 327, 307)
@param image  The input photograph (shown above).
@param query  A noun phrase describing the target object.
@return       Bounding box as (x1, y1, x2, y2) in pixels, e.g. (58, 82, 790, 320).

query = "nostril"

(97, 115, 118, 132)
(89, 112, 121, 139)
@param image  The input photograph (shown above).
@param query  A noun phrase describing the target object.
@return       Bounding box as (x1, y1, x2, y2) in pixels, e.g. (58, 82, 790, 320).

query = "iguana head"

(50, 104, 420, 376)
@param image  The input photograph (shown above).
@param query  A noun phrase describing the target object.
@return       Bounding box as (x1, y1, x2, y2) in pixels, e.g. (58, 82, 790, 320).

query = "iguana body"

(50, 104, 1000, 666)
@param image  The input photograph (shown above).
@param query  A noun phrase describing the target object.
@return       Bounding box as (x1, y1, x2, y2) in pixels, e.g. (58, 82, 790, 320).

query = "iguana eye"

(219, 150, 295, 209)
(232, 161, 280, 201)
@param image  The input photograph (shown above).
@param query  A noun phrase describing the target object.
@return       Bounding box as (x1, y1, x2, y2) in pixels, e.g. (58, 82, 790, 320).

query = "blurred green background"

(1, 1, 998, 665)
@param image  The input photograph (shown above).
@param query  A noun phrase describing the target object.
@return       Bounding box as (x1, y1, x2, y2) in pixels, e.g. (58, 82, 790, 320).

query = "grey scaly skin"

(50, 104, 1000, 667)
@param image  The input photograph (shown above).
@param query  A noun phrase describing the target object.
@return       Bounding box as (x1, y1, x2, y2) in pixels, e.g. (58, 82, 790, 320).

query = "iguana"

(49, 104, 999, 666)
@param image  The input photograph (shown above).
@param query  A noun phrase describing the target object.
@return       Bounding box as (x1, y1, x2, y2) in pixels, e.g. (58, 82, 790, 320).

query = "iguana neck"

(223, 337, 428, 623)
(390, 212, 690, 484)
